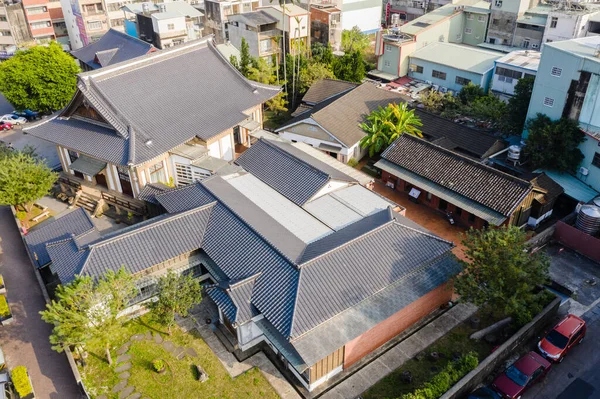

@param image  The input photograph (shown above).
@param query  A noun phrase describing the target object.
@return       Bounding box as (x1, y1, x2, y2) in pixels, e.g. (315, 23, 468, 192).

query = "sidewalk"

(323, 303, 478, 399)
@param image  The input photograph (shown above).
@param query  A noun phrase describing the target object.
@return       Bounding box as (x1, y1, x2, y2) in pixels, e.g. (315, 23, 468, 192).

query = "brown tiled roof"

(301, 78, 357, 105)
(531, 173, 564, 202)
(382, 135, 533, 216)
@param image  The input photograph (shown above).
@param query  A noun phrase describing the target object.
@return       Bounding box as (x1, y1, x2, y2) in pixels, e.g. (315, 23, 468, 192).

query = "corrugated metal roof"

(381, 135, 532, 216)
(24, 208, 96, 267)
(539, 170, 599, 203)
(409, 42, 501, 74)
(69, 155, 107, 176)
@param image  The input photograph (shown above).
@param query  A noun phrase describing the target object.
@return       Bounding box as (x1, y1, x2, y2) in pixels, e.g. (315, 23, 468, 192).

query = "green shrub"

(347, 158, 359, 168)
(0, 295, 9, 318)
(0, 275, 4, 287)
(399, 352, 479, 399)
(12, 366, 33, 398)
(15, 211, 27, 221)
(152, 359, 164, 372)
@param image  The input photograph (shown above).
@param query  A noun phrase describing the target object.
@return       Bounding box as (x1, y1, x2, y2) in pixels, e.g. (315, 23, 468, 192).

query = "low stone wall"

(527, 224, 556, 252)
(440, 297, 561, 399)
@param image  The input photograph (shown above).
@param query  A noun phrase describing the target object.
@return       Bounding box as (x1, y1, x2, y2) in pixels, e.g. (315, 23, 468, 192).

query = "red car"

(0, 122, 12, 131)
(491, 351, 551, 399)
(538, 314, 586, 363)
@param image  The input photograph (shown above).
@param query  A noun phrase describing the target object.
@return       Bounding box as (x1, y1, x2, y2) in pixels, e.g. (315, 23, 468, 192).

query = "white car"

(0, 114, 26, 125)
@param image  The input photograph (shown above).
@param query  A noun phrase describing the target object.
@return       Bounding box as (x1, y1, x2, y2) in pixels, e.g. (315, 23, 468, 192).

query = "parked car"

(491, 351, 551, 399)
(538, 314, 586, 363)
(0, 122, 12, 131)
(12, 109, 39, 121)
(0, 114, 26, 125)
(468, 386, 502, 399)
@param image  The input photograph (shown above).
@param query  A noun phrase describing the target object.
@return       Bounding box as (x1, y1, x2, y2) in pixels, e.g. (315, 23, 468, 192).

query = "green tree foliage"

(0, 146, 57, 210)
(506, 77, 535, 134)
(40, 268, 137, 365)
(470, 95, 507, 124)
(247, 57, 288, 116)
(151, 270, 202, 334)
(524, 114, 585, 173)
(298, 61, 335, 94)
(239, 38, 252, 77)
(332, 51, 365, 83)
(457, 83, 486, 105)
(360, 103, 423, 157)
(311, 42, 333, 65)
(419, 90, 456, 113)
(341, 26, 370, 53)
(454, 226, 551, 326)
(0, 42, 79, 112)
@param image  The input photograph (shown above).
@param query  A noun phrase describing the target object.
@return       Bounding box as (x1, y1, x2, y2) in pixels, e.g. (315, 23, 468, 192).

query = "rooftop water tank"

(507, 145, 521, 161)
(576, 205, 600, 235)
(593, 196, 600, 208)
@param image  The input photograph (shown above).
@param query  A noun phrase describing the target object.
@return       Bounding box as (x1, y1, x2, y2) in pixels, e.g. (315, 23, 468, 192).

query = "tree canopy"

(341, 27, 370, 53)
(0, 42, 79, 112)
(506, 77, 535, 134)
(150, 270, 202, 334)
(360, 103, 423, 157)
(332, 51, 366, 83)
(524, 114, 585, 173)
(454, 226, 551, 325)
(0, 145, 57, 210)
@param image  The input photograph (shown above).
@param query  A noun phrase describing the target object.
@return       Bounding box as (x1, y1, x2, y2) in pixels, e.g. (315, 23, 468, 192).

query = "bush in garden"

(12, 366, 33, 398)
(0, 295, 9, 318)
(153, 359, 165, 372)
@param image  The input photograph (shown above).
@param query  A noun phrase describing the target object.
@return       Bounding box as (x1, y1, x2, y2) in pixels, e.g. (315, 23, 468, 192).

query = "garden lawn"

(362, 312, 497, 399)
(79, 316, 279, 399)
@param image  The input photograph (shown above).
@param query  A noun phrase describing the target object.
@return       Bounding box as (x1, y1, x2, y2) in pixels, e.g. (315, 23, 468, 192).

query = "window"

(546, 39, 553, 43)
(27, 6, 47, 15)
(495, 66, 522, 79)
(455, 76, 471, 85)
(465, 27, 472, 34)
(592, 153, 600, 168)
(0, 16, 6, 22)
(570, 328, 584, 345)
(384, 60, 391, 67)
(551, 66, 562, 77)
(455, 207, 462, 217)
(0, 31, 10, 37)
(182, 263, 209, 279)
(259, 39, 272, 53)
(492, 18, 499, 26)
(478, 15, 485, 22)
(384, 44, 393, 51)
(467, 13, 473, 20)
(87, 20, 103, 30)
(468, 213, 476, 223)
(524, 73, 535, 79)
(432, 70, 446, 80)
(522, 38, 530, 48)
(175, 163, 193, 185)
(30, 21, 51, 29)
(550, 16, 558, 28)
(415, 65, 424, 73)
(111, 18, 124, 27)
(167, 23, 175, 30)
(489, 37, 496, 44)
(68, 150, 79, 163)
(426, 192, 432, 202)
(148, 161, 166, 183)
(543, 97, 554, 107)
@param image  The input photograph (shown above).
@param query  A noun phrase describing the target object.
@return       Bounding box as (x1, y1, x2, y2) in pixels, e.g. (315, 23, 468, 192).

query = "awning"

(538, 170, 599, 203)
(69, 155, 107, 176)
(368, 69, 400, 82)
(318, 143, 342, 153)
(239, 118, 261, 132)
(255, 318, 308, 373)
(376, 159, 507, 225)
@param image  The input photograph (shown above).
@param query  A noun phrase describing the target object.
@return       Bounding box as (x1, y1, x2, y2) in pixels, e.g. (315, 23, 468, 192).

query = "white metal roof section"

(331, 184, 396, 216)
(303, 194, 363, 230)
(225, 173, 333, 243)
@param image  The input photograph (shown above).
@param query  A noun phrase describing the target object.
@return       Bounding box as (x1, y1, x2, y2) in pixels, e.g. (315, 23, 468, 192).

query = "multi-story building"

(204, 0, 260, 43)
(523, 36, 600, 197)
(295, 0, 381, 34)
(259, 3, 309, 55)
(122, 2, 203, 49)
(491, 49, 539, 100)
(48, 1, 68, 47)
(486, 0, 544, 47)
(0, 1, 31, 52)
(22, 0, 55, 42)
(373, 0, 491, 80)
(228, 10, 281, 63)
(310, 2, 341, 50)
(60, 0, 110, 49)
(385, 0, 454, 24)
(542, 3, 600, 44)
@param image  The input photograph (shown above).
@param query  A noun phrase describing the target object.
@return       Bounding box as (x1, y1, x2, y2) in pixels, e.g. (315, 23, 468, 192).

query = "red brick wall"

(343, 283, 453, 368)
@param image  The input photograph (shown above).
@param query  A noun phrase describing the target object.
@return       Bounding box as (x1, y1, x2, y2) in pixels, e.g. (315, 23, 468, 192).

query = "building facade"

(491, 49, 539, 99)
(227, 10, 280, 63)
(310, 3, 341, 50)
(204, 0, 260, 43)
(259, 4, 309, 55)
(0, 1, 31, 52)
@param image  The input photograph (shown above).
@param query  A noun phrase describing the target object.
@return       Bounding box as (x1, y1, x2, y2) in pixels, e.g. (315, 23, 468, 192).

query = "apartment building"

(60, 0, 109, 49)
(204, 0, 259, 43)
(228, 10, 280, 63)
(259, 3, 310, 55)
(0, 1, 31, 52)
(491, 49, 539, 99)
(310, 2, 341, 50)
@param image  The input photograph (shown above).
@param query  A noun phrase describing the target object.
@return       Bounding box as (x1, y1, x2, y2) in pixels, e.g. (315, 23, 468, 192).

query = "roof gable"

(301, 78, 358, 105)
(382, 135, 532, 216)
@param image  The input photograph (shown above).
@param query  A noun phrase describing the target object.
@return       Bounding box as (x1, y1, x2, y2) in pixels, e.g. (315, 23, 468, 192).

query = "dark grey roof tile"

(301, 78, 358, 105)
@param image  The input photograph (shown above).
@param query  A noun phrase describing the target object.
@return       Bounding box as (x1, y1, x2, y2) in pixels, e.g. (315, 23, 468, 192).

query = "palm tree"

(359, 103, 423, 157)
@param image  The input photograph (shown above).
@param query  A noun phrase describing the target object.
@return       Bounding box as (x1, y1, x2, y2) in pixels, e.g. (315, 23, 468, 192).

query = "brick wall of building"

(343, 282, 453, 368)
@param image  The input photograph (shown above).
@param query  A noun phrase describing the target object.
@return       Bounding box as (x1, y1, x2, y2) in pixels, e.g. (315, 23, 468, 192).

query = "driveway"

(373, 181, 468, 260)
(0, 206, 81, 399)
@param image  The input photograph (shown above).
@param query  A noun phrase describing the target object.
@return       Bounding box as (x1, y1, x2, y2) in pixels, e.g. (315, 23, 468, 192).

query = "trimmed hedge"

(12, 366, 33, 398)
(0, 295, 9, 318)
(400, 352, 479, 399)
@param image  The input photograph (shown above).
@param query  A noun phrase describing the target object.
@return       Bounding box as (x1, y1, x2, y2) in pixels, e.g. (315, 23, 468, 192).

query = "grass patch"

(15, 204, 55, 228)
(363, 312, 498, 399)
(79, 315, 279, 399)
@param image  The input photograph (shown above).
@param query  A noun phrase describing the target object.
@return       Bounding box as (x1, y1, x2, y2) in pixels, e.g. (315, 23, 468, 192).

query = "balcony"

(158, 29, 187, 40)
(259, 29, 280, 39)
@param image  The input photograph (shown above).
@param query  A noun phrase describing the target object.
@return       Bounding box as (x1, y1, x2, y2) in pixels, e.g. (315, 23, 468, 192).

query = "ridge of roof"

(228, 272, 262, 290)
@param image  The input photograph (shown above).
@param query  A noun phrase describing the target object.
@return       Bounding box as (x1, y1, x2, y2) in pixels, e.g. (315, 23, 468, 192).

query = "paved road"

(527, 302, 600, 399)
(0, 206, 81, 399)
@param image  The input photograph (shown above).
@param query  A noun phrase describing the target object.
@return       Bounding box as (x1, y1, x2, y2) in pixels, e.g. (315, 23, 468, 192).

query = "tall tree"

(247, 57, 288, 116)
(359, 103, 423, 157)
(0, 42, 79, 112)
(454, 226, 551, 325)
(457, 82, 486, 105)
(506, 76, 535, 134)
(341, 26, 370, 53)
(239, 37, 252, 77)
(311, 42, 333, 65)
(298, 62, 334, 94)
(332, 51, 365, 83)
(0, 148, 57, 211)
(151, 270, 202, 334)
(524, 114, 585, 173)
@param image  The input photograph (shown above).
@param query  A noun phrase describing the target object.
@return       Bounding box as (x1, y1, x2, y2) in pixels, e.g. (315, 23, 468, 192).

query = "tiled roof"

(24, 208, 96, 267)
(531, 173, 564, 202)
(235, 139, 355, 205)
(71, 29, 155, 70)
(382, 135, 532, 216)
(301, 78, 357, 105)
(206, 274, 260, 325)
(137, 183, 172, 205)
(26, 39, 280, 166)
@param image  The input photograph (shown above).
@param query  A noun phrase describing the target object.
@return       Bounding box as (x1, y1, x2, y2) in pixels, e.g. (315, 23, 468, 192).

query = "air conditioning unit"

(580, 167, 589, 176)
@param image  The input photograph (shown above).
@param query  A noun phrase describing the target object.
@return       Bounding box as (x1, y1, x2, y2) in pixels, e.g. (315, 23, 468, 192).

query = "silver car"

(0, 115, 26, 125)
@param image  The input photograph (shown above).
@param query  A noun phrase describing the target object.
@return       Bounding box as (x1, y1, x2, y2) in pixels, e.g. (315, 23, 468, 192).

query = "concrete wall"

(491, 62, 536, 96)
(440, 297, 561, 399)
(408, 57, 488, 92)
(462, 12, 488, 46)
(513, 24, 544, 49)
(229, 23, 260, 58)
(578, 134, 600, 192)
(343, 282, 453, 368)
(554, 220, 600, 263)
(543, 12, 592, 43)
(487, 10, 518, 45)
(341, 0, 382, 33)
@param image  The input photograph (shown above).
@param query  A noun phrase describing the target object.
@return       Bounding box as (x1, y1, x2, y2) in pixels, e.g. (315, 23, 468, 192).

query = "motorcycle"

(445, 211, 455, 225)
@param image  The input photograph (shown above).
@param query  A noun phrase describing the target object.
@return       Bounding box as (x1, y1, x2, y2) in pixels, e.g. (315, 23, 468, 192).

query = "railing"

(101, 192, 146, 215)
(58, 175, 82, 190)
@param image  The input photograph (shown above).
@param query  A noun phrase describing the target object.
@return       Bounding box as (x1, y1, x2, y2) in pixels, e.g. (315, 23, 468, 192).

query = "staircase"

(75, 192, 100, 214)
